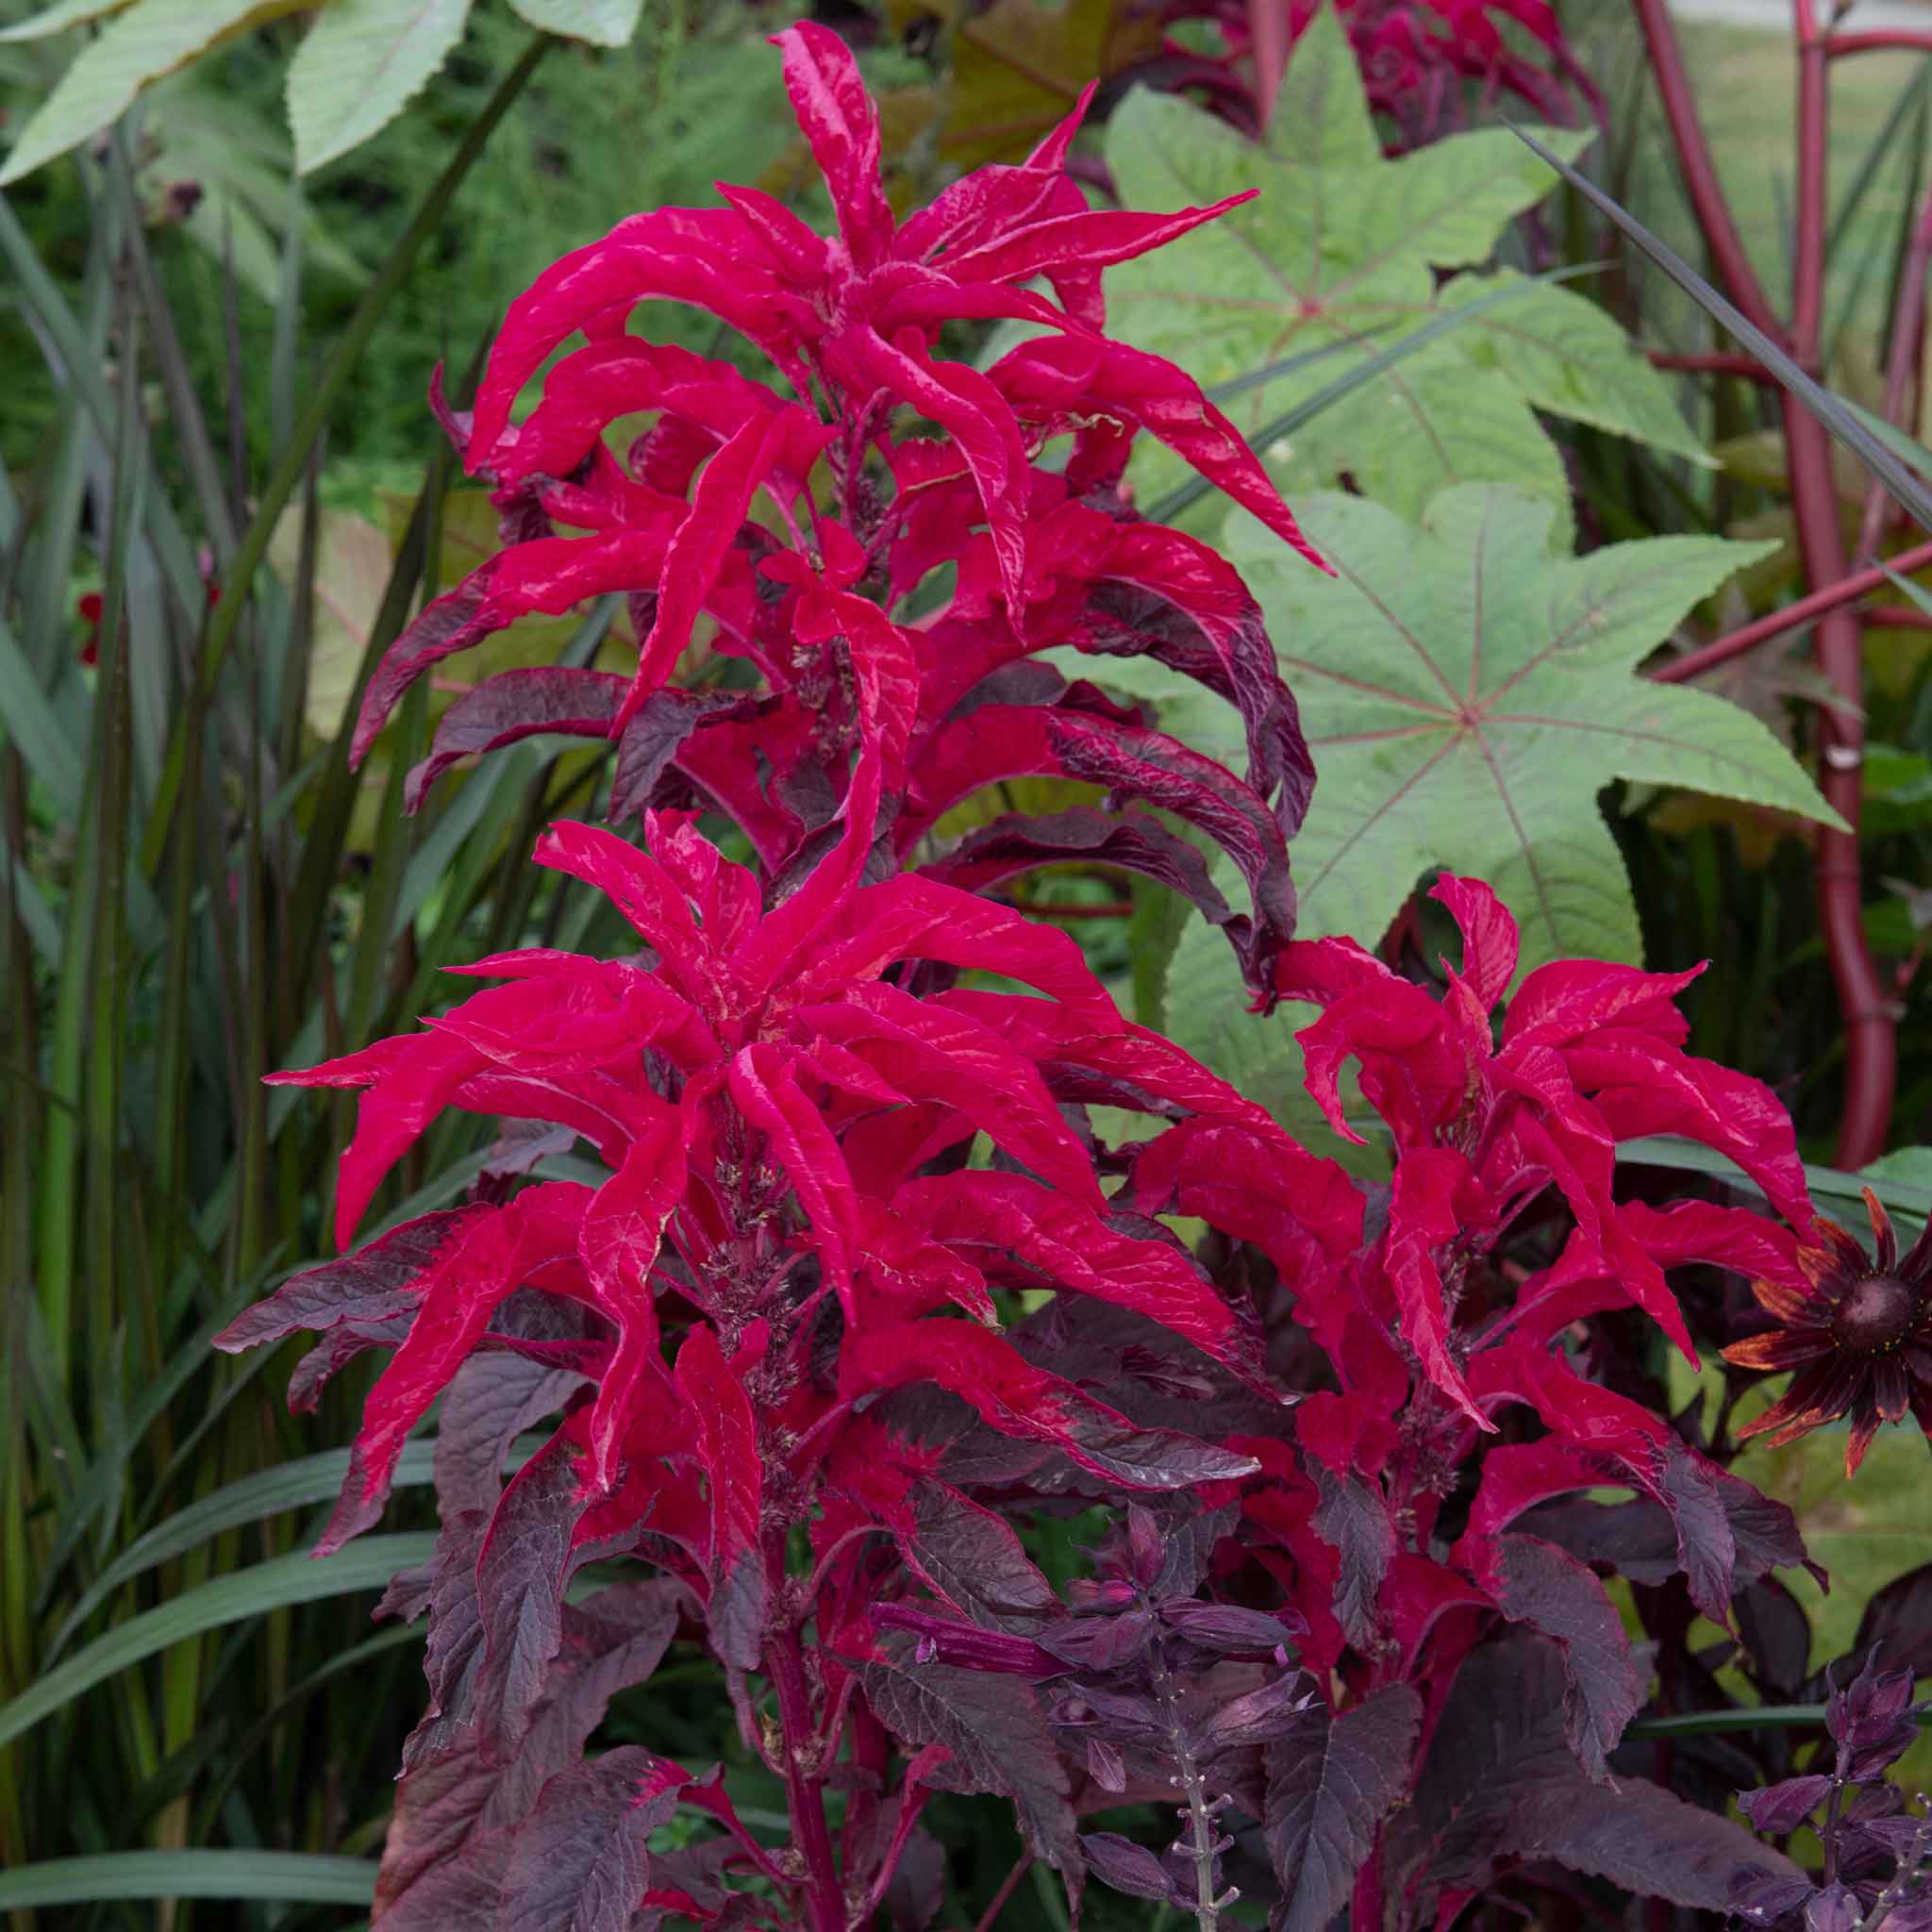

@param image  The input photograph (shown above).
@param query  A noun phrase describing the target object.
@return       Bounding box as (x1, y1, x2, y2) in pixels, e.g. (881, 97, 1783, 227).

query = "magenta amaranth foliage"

(217, 24, 1902, 1932)
(1171, 0, 1597, 148)
(355, 17, 1323, 998)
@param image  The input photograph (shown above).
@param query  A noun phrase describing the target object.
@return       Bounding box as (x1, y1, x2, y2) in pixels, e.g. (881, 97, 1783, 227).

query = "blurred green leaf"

(507, 0, 643, 46)
(0, 0, 140, 43)
(285, 0, 475, 176)
(0, 1851, 377, 1909)
(0, 0, 313, 187)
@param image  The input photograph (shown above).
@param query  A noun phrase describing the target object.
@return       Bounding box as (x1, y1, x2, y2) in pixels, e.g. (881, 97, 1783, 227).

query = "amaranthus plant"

(352, 19, 1324, 997)
(220, 20, 1912, 1932)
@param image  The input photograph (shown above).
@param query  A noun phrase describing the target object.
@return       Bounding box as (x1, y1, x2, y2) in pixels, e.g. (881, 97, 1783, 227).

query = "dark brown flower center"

(1831, 1272, 1919, 1354)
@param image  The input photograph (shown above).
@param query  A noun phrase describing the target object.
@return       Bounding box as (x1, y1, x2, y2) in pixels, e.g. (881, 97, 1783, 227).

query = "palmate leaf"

(1098, 5, 1704, 525)
(1230, 486, 1844, 972)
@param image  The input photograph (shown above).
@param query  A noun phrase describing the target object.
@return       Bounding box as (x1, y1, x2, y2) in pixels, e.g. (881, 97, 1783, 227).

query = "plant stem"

(1150, 1643, 1223, 1931)
(1652, 533, 1932, 681)
(971, 1852, 1034, 1932)
(1646, 349, 1781, 381)
(1636, 0, 1895, 1162)
(1631, 0, 1782, 340)
(766, 1624, 846, 1932)
(1790, 0, 1894, 1167)
(1826, 30, 1932, 57)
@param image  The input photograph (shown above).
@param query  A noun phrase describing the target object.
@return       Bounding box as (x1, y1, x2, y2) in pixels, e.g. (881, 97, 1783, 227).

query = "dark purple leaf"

(1081, 1832, 1177, 1905)
(1493, 1534, 1642, 1783)
(1851, 1562, 1932, 1681)
(1150, 1502, 1241, 1600)
(374, 1833, 511, 1932)
(1731, 1867, 1820, 1927)
(1310, 1465, 1394, 1651)
(1038, 1609, 1157, 1672)
(1386, 1632, 1803, 1922)
(608, 689, 759, 823)
(1159, 1603, 1299, 1657)
(705, 1547, 766, 1674)
(1063, 1423, 1260, 1491)
(1806, 1883, 1861, 1932)
(1262, 1684, 1420, 1932)
(884, 1824, 948, 1932)
(432, 1353, 585, 1523)
(923, 806, 1241, 938)
(1737, 1578, 1815, 1699)
(1197, 1670, 1312, 1755)
(380, 1580, 680, 1909)
(499, 1748, 681, 1932)
(1738, 1776, 1833, 1836)
(405, 669, 626, 811)
(860, 1644, 1079, 1876)
(213, 1208, 486, 1394)
(908, 1477, 1058, 1631)
(472, 1432, 587, 1755)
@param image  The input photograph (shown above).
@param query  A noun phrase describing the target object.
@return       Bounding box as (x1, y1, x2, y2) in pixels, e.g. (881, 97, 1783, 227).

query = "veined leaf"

(1099, 6, 1703, 526)
(0, 0, 314, 188)
(0, 1852, 376, 1910)
(0, 1534, 436, 1752)
(1228, 486, 1843, 972)
(286, 0, 477, 177)
(506, 0, 644, 46)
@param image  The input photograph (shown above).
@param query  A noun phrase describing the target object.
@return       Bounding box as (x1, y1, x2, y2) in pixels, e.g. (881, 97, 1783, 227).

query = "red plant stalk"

(1652, 534, 1932, 682)
(1646, 349, 1780, 382)
(1790, 0, 1894, 1166)
(1636, 0, 1894, 1164)
(1825, 30, 1932, 58)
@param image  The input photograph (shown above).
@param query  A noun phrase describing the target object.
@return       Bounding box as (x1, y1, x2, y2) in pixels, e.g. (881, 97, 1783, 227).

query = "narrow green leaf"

(0, 610, 85, 816)
(0, 1535, 436, 1752)
(141, 32, 552, 875)
(1618, 1134, 1932, 1230)
(1507, 120, 1932, 541)
(286, 0, 477, 176)
(0, 1852, 376, 1910)
(46, 1442, 438, 1658)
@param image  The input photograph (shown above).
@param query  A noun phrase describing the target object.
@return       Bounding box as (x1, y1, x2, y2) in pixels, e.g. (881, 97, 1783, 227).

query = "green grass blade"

(1617, 1134, 1932, 1223)
(0, 610, 83, 816)
(0, 1534, 436, 1754)
(1507, 121, 1932, 538)
(44, 1442, 440, 1659)
(0, 1852, 377, 1910)
(141, 32, 554, 877)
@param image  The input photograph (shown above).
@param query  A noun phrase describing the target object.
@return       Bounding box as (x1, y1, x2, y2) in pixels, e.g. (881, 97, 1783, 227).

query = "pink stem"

(1825, 30, 1932, 57)
(767, 1621, 845, 1932)
(1790, 0, 1894, 1165)
(1631, 0, 1784, 341)
(1654, 534, 1932, 680)
(1647, 349, 1781, 382)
